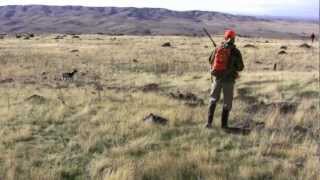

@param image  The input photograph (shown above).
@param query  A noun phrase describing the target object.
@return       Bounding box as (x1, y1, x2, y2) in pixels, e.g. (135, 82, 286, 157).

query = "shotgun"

(203, 28, 217, 48)
(203, 28, 217, 83)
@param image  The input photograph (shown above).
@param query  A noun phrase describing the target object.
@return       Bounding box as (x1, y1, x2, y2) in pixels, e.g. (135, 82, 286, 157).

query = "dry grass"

(0, 35, 319, 180)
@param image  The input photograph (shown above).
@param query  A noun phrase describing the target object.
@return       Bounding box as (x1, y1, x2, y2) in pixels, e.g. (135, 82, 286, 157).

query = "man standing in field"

(310, 33, 315, 43)
(205, 30, 244, 129)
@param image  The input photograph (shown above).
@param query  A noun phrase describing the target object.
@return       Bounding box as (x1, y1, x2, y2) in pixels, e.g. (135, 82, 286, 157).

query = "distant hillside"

(0, 5, 318, 38)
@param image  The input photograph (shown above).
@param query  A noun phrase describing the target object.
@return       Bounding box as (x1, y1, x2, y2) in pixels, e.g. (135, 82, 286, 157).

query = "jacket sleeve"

(232, 48, 244, 71)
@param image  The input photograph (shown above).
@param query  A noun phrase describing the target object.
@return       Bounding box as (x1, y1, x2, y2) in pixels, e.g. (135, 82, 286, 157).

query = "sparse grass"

(0, 35, 319, 180)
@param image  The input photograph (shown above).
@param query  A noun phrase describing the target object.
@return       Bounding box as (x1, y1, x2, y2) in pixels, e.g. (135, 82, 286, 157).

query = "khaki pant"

(209, 80, 234, 110)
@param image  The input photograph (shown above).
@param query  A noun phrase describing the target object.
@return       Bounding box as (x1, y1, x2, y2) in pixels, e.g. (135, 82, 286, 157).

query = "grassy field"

(0, 35, 319, 180)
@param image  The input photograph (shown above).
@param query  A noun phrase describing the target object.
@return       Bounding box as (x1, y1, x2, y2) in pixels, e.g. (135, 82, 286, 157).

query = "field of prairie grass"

(0, 34, 319, 180)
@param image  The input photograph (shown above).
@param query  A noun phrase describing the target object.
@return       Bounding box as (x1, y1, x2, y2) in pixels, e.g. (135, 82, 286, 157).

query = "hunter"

(206, 30, 244, 129)
(311, 33, 315, 43)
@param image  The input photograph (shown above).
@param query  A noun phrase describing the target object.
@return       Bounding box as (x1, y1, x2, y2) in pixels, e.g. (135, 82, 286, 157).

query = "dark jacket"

(209, 42, 244, 82)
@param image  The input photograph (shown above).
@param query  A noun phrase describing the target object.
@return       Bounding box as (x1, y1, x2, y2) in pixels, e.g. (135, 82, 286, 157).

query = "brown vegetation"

(0, 35, 319, 180)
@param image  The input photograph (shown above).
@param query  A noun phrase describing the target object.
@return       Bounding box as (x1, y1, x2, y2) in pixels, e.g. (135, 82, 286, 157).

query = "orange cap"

(224, 30, 236, 40)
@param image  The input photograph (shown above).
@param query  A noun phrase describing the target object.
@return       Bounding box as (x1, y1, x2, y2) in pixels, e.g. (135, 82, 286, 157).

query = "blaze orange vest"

(211, 45, 231, 75)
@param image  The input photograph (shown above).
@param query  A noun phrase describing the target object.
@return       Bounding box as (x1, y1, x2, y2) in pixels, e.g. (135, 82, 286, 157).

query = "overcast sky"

(1, 0, 319, 19)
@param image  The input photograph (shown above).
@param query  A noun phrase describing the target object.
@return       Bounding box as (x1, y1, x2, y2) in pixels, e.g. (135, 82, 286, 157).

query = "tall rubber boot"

(206, 103, 216, 128)
(221, 108, 230, 129)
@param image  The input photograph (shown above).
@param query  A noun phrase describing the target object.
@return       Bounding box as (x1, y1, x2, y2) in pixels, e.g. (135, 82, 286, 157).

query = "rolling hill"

(0, 5, 318, 38)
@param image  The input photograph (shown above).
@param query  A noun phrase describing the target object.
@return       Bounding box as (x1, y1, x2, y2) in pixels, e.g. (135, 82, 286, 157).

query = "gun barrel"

(203, 28, 217, 47)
